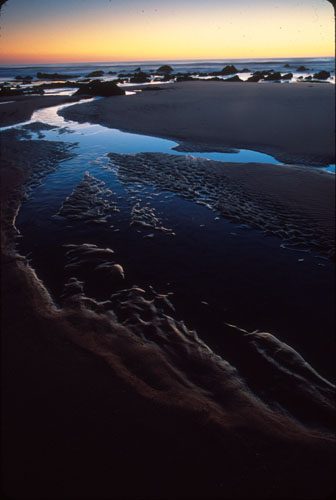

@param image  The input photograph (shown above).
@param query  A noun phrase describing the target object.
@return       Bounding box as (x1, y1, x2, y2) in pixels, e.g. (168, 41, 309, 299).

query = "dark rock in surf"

(220, 65, 239, 75)
(313, 70, 330, 80)
(247, 72, 263, 82)
(224, 75, 242, 82)
(281, 73, 293, 80)
(36, 72, 75, 79)
(15, 75, 33, 81)
(86, 70, 104, 78)
(157, 65, 173, 73)
(297, 65, 308, 71)
(74, 80, 125, 96)
(264, 72, 282, 81)
(130, 72, 150, 83)
(176, 74, 194, 82)
(0, 86, 24, 96)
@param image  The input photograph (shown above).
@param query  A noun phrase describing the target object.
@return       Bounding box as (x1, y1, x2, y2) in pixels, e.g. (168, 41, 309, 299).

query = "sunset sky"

(0, 0, 334, 64)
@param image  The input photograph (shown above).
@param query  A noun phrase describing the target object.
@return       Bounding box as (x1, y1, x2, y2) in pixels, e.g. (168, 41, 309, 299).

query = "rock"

(313, 70, 330, 80)
(224, 75, 242, 82)
(240, 68, 250, 73)
(157, 65, 173, 73)
(161, 73, 172, 81)
(297, 65, 308, 71)
(220, 65, 239, 75)
(176, 75, 195, 82)
(281, 73, 293, 80)
(129, 72, 150, 83)
(75, 80, 125, 96)
(247, 72, 263, 82)
(134, 67, 141, 72)
(15, 75, 33, 80)
(264, 72, 282, 81)
(284, 64, 290, 68)
(36, 72, 75, 79)
(108, 71, 117, 75)
(86, 70, 104, 77)
(35, 81, 79, 90)
(0, 86, 24, 96)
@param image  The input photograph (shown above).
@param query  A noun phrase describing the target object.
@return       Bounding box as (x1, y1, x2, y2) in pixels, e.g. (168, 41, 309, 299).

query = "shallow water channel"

(7, 99, 336, 382)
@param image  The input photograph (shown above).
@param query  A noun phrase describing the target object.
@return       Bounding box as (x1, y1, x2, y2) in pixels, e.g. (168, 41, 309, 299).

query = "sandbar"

(0, 94, 83, 126)
(60, 80, 335, 166)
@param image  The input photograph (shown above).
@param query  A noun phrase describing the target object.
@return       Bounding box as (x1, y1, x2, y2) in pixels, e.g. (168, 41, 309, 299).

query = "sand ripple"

(108, 152, 335, 257)
(57, 240, 335, 446)
(58, 172, 119, 223)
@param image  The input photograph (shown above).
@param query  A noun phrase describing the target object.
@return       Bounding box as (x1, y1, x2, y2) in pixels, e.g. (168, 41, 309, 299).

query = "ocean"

(0, 56, 334, 84)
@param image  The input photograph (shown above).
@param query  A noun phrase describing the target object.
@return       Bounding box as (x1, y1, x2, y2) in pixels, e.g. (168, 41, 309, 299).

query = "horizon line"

(0, 55, 334, 66)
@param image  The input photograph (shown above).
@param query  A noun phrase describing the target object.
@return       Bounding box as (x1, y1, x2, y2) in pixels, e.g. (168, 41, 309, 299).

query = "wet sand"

(60, 80, 335, 166)
(0, 94, 83, 126)
(1, 92, 336, 499)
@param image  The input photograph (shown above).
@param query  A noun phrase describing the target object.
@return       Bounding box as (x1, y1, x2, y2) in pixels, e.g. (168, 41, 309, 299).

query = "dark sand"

(60, 80, 335, 166)
(1, 89, 335, 499)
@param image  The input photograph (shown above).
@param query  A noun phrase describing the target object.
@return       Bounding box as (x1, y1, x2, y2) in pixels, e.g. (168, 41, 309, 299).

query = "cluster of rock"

(36, 71, 76, 79)
(1, 63, 332, 98)
(74, 80, 125, 96)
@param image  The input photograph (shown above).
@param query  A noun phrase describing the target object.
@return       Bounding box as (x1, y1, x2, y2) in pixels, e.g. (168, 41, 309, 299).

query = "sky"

(0, 0, 334, 64)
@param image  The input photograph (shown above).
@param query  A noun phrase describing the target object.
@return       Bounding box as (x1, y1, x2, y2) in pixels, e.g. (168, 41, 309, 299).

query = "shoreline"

(0, 94, 83, 127)
(60, 80, 335, 166)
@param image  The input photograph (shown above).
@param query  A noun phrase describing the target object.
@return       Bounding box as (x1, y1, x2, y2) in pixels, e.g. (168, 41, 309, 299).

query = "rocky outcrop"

(247, 72, 263, 82)
(264, 72, 282, 81)
(157, 65, 173, 73)
(130, 72, 150, 83)
(224, 75, 242, 82)
(36, 72, 75, 79)
(75, 80, 125, 97)
(313, 70, 331, 80)
(176, 75, 195, 82)
(86, 70, 104, 77)
(0, 86, 24, 96)
(297, 65, 308, 71)
(15, 75, 33, 81)
(281, 73, 293, 80)
(220, 65, 239, 75)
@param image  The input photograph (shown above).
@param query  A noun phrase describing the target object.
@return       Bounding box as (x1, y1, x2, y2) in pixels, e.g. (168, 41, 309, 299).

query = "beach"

(1, 81, 335, 499)
(60, 80, 335, 165)
(0, 94, 83, 126)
